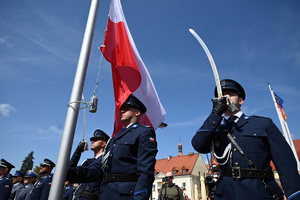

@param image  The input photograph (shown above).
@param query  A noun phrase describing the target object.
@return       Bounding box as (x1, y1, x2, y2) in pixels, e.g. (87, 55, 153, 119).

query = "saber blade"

(189, 28, 222, 97)
(189, 28, 238, 112)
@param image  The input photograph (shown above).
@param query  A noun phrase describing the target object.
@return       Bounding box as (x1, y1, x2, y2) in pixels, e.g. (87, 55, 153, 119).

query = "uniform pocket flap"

(242, 130, 267, 137)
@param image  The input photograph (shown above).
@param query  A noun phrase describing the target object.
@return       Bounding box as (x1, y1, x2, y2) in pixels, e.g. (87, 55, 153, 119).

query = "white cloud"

(0, 38, 5, 44)
(50, 125, 63, 135)
(0, 103, 16, 116)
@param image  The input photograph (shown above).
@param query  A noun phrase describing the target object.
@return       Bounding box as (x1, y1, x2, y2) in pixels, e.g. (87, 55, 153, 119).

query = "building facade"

(152, 141, 208, 200)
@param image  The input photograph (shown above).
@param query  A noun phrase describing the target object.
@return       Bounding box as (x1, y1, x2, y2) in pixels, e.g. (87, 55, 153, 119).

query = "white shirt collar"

(95, 152, 104, 159)
(224, 111, 243, 122)
(126, 123, 135, 128)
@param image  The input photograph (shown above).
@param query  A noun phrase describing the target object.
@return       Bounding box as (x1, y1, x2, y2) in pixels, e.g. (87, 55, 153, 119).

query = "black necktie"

(229, 115, 238, 123)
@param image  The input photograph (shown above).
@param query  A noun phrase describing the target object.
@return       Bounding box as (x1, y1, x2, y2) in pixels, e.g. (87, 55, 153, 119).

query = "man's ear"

(239, 98, 244, 106)
(102, 141, 107, 148)
(135, 109, 141, 117)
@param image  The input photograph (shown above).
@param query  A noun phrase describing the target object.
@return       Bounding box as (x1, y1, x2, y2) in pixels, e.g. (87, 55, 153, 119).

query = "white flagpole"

(48, 0, 101, 199)
(282, 117, 300, 171)
(268, 83, 300, 171)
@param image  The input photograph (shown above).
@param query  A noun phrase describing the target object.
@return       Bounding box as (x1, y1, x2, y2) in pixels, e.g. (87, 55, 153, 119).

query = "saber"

(189, 29, 222, 97)
(189, 28, 238, 112)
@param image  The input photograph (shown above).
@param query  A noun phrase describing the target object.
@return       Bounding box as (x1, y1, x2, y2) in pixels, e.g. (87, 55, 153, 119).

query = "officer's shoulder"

(140, 124, 153, 129)
(250, 115, 271, 120)
(0, 176, 10, 181)
(43, 174, 53, 179)
(131, 123, 153, 130)
(139, 124, 155, 132)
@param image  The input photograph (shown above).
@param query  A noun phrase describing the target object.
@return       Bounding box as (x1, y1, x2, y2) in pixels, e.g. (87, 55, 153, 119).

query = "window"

(182, 169, 186, 175)
(182, 182, 186, 190)
(173, 171, 176, 176)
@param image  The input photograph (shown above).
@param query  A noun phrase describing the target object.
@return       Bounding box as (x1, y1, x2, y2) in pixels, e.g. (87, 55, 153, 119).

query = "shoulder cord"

(212, 142, 232, 165)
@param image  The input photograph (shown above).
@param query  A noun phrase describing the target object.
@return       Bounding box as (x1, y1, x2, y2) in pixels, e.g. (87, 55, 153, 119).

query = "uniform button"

(113, 144, 116, 146)
(254, 133, 257, 136)
(233, 137, 236, 140)
(106, 166, 109, 169)
(130, 190, 133, 194)
(212, 121, 216, 126)
(125, 142, 127, 144)
(234, 148, 237, 152)
(235, 162, 239, 166)
(110, 154, 112, 157)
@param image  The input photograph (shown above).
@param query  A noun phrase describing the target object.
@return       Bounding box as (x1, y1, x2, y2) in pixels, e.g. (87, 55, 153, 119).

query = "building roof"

(293, 139, 300, 160)
(155, 153, 199, 176)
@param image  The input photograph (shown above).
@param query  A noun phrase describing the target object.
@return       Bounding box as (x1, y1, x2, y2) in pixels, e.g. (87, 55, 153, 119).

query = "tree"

(33, 163, 43, 179)
(20, 151, 34, 174)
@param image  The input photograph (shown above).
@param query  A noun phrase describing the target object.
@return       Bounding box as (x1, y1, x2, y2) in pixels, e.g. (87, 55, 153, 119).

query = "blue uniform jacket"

(192, 113, 300, 200)
(9, 182, 24, 200)
(0, 175, 12, 200)
(73, 122, 158, 200)
(15, 183, 33, 200)
(29, 174, 53, 200)
(69, 152, 103, 200)
(62, 185, 75, 200)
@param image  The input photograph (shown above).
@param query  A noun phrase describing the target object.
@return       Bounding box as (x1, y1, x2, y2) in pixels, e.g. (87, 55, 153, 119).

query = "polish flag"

(100, 0, 166, 136)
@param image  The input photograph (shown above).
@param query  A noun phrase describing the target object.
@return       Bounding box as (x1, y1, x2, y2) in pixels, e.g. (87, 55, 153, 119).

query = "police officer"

(70, 129, 109, 200)
(0, 159, 15, 200)
(68, 94, 158, 200)
(29, 158, 55, 200)
(62, 181, 75, 200)
(15, 170, 38, 200)
(7, 174, 13, 182)
(9, 170, 25, 200)
(192, 79, 300, 200)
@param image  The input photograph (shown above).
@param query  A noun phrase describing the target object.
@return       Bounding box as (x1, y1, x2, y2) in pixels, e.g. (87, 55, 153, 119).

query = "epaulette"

(0, 176, 9, 181)
(251, 115, 270, 119)
(131, 124, 139, 128)
(140, 124, 152, 128)
(42, 174, 53, 179)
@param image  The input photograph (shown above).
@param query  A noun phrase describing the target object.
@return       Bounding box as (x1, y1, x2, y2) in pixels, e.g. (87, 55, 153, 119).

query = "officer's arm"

(68, 188, 74, 200)
(0, 179, 12, 200)
(192, 113, 222, 153)
(133, 127, 158, 200)
(266, 119, 300, 200)
(68, 162, 103, 183)
(69, 141, 86, 168)
(40, 178, 52, 200)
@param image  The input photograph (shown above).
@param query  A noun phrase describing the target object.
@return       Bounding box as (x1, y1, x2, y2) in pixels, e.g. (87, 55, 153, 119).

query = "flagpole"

(282, 117, 300, 171)
(48, 0, 101, 199)
(268, 83, 300, 171)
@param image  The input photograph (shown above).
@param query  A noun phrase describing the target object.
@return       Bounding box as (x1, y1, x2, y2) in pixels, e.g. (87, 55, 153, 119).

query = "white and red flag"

(100, 0, 166, 136)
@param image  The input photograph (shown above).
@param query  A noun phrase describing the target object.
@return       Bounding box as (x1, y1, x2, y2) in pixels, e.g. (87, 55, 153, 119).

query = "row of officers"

(0, 94, 156, 200)
(0, 127, 109, 200)
(2, 79, 300, 200)
(0, 139, 103, 200)
(0, 158, 64, 200)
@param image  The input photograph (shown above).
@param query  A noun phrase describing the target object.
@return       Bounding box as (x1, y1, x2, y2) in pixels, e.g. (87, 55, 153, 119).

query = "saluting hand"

(211, 96, 229, 116)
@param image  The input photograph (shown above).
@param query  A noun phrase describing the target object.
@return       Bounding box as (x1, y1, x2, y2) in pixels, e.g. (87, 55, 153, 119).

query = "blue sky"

(1, 0, 300, 171)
